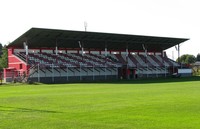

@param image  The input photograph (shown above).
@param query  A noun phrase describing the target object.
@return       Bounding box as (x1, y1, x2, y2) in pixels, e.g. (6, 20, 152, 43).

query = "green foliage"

(197, 53, 200, 61)
(0, 77, 200, 129)
(0, 46, 8, 71)
(176, 54, 196, 64)
(186, 55, 196, 64)
(0, 43, 2, 56)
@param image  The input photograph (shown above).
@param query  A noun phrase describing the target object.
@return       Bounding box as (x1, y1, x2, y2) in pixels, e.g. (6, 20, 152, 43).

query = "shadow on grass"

(1, 76, 200, 85)
(0, 82, 44, 87)
(107, 76, 200, 84)
(73, 76, 200, 84)
(0, 105, 62, 114)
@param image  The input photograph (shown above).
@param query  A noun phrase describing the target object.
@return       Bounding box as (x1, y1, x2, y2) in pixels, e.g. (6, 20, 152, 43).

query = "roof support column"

(78, 41, 84, 56)
(24, 41, 29, 56)
(142, 44, 147, 63)
(126, 47, 129, 64)
(23, 41, 29, 66)
(82, 47, 84, 56)
(105, 42, 107, 57)
(105, 47, 107, 57)
(55, 46, 58, 55)
(24, 41, 29, 77)
(55, 39, 58, 55)
(126, 44, 130, 80)
(178, 44, 180, 64)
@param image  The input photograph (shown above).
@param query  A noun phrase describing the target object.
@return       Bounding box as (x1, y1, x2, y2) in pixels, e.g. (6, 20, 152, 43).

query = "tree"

(186, 55, 196, 64)
(197, 53, 200, 61)
(0, 45, 8, 71)
(0, 43, 2, 57)
(176, 54, 196, 64)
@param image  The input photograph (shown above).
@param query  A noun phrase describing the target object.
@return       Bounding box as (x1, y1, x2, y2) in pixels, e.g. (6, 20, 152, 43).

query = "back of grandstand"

(3, 28, 190, 83)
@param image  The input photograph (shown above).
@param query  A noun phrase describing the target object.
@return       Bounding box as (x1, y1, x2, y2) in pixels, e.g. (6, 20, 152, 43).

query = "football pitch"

(0, 77, 200, 129)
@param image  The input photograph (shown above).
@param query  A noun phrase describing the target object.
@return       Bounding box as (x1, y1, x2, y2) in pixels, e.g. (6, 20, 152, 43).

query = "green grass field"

(0, 77, 200, 129)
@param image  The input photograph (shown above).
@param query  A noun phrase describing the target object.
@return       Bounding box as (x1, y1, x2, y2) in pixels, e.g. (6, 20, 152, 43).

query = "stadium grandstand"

(4, 28, 188, 83)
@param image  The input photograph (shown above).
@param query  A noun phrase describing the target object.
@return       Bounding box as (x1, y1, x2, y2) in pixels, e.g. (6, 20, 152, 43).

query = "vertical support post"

(142, 44, 147, 63)
(156, 66, 158, 78)
(145, 49, 148, 64)
(55, 46, 58, 55)
(178, 44, 180, 64)
(82, 47, 84, 56)
(93, 64, 94, 81)
(24, 41, 29, 78)
(126, 48, 129, 65)
(146, 64, 148, 78)
(105, 63, 107, 80)
(165, 62, 167, 78)
(25, 43, 28, 56)
(67, 66, 68, 81)
(116, 67, 118, 79)
(80, 64, 82, 81)
(105, 47, 107, 57)
(78, 41, 84, 56)
(56, 39, 58, 55)
(38, 63, 40, 82)
(137, 63, 139, 78)
(105, 43, 107, 80)
(52, 64, 54, 83)
(126, 47, 129, 79)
